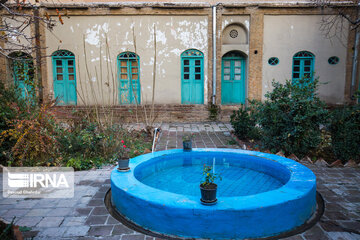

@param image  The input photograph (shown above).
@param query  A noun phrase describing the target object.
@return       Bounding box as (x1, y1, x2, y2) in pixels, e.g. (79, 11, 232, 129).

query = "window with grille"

(292, 51, 314, 84)
(117, 52, 140, 104)
(52, 50, 77, 105)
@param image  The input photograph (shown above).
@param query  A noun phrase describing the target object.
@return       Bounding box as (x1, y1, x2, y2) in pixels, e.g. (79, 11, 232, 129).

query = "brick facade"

(1, 3, 359, 122)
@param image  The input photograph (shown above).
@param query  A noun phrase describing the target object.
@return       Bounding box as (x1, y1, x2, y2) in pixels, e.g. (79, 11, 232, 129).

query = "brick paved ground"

(0, 122, 359, 240)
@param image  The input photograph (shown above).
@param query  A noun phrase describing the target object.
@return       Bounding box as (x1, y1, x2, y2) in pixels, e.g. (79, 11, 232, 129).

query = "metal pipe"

(151, 128, 158, 153)
(212, 5, 217, 105)
(351, 24, 360, 99)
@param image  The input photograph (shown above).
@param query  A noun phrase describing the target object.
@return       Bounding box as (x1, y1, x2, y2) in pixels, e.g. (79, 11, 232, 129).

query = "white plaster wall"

(262, 15, 349, 104)
(221, 16, 250, 56)
(45, 15, 208, 105)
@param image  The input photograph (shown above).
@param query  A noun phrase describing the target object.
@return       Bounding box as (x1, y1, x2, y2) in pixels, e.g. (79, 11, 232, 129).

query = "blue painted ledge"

(111, 148, 317, 239)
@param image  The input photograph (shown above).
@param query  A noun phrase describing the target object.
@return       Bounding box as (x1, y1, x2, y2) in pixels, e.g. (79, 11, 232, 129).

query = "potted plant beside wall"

(116, 140, 130, 172)
(182, 133, 193, 151)
(200, 164, 221, 205)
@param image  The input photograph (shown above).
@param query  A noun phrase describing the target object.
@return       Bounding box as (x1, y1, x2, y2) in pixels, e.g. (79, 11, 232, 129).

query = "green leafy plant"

(329, 104, 360, 162)
(251, 78, 328, 157)
(208, 102, 220, 121)
(200, 164, 221, 187)
(0, 102, 59, 166)
(65, 156, 106, 170)
(115, 140, 130, 159)
(182, 133, 193, 142)
(230, 104, 260, 140)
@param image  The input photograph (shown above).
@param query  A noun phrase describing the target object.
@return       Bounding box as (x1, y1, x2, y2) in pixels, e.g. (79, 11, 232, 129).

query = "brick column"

(0, 16, 7, 85)
(215, 6, 223, 106)
(38, 8, 49, 102)
(248, 9, 264, 101)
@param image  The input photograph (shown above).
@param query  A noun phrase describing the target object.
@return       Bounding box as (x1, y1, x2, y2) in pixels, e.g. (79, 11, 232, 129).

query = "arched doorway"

(52, 50, 77, 105)
(117, 52, 141, 104)
(221, 51, 246, 104)
(9, 51, 34, 99)
(181, 49, 204, 104)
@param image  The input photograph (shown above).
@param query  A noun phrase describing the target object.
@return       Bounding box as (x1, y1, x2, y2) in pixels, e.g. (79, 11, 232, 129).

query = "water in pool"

(137, 155, 285, 197)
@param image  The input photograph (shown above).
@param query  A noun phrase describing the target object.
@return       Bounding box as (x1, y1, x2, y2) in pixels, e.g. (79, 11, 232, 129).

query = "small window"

(229, 29, 238, 38)
(328, 56, 339, 65)
(268, 57, 279, 66)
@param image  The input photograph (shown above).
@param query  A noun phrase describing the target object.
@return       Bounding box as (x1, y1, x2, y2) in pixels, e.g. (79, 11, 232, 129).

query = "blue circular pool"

(111, 149, 317, 239)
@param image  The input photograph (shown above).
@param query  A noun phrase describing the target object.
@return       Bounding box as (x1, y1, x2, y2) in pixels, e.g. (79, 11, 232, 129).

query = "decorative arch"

(8, 51, 34, 99)
(181, 49, 204, 104)
(222, 23, 248, 45)
(292, 51, 315, 84)
(52, 49, 77, 105)
(181, 49, 204, 58)
(117, 51, 140, 104)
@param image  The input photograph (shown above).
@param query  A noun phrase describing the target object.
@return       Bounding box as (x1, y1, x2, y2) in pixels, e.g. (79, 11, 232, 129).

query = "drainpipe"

(34, 7, 43, 104)
(351, 21, 360, 100)
(212, 5, 217, 105)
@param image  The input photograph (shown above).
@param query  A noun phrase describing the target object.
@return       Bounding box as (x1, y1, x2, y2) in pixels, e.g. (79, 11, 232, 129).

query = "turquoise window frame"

(292, 51, 315, 85)
(181, 49, 204, 104)
(328, 56, 339, 65)
(52, 50, 77, 106)
(268, 57, 279, 66)
(117, 52, 141, 105)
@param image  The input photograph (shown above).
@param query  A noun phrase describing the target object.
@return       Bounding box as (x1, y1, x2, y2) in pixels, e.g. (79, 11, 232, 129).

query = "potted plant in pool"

(116, 140, 130, 171)
(182, 133, 193, 151)
(200, 164, 221, 205)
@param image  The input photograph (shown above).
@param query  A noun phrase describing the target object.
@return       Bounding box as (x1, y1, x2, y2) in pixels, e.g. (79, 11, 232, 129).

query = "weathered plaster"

(45, 15, 208, 105)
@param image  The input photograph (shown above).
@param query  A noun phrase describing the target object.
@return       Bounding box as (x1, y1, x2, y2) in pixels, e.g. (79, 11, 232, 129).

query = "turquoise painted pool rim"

(110, 148, 317, 239)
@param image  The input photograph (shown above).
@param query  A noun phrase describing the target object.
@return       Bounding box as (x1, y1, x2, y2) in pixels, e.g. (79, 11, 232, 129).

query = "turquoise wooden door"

(118, 52, 140, 104)
(181, 49, 204, 104)
(52, 50, 77, 105)
(221, 51, 246, 104)
(292, 51, 314, 85)
(10, 52, 34, 99)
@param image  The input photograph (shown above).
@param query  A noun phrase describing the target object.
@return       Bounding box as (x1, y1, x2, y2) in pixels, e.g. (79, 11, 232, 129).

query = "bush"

(0, 82, 30, 164)
(58, 121, 152, 170)
(57, 121, 106, 159)
(252, 78, 328, 157)
(230, 105, 259, 140)
(0, 103, 59, 166)
(329, 104, 360, 162)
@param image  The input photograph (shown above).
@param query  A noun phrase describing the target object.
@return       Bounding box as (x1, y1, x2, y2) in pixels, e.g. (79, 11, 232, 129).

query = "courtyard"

(0, 122, 359, 240)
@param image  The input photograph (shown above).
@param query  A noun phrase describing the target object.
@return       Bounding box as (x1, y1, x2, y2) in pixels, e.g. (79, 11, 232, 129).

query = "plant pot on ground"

(182, 133, 193, 151)
(116, 140, 130, 170)
(200, 164, 221, 205)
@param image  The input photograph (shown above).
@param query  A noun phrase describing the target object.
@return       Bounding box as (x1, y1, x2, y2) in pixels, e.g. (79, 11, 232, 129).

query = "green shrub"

(57, 121, 106, 158)
(0, 103, 59, 166)
(230, 105, 259, 140)
(329, 104, 360, 162)
(58, 121, 152, 170)
(252, 78, 328, 157)
(65, 155, 106, 170)
(0, 82, 30, 164)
